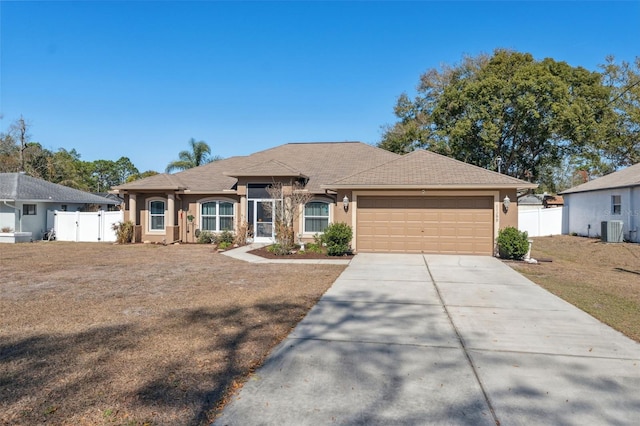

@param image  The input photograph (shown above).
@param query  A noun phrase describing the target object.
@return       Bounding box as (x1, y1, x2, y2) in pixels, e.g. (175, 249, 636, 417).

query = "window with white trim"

(149, 200, 165, 231)
(304, 201, 330, 233)
(201, 201, 235, 231)
(612, 195, 622, 215)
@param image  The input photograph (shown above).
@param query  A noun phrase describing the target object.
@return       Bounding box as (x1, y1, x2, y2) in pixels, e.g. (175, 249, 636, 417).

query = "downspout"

(3, 201, 22, 232)
(630, 187, 638, 242)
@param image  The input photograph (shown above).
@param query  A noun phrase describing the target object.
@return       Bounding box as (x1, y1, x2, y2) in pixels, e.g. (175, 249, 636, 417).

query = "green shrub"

(267, 243, 290, 255)
(197, 230, 215, 244)
(111, 221, 134, 244)
(323, 222, 353, 256)
(267, 244, 280, 253)
(218, 230, 235, 245)
(305, 242, 323, 254)
(198, 230, 234, 245)
(497, 226, 529, 260)
(218, 241, 231, 250)
(313, 233, 326, 247)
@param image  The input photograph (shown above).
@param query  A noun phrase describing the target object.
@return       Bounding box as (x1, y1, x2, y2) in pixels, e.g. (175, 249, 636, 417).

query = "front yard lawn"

(0, 242, 345, 425)
(511, 235, 640, 343)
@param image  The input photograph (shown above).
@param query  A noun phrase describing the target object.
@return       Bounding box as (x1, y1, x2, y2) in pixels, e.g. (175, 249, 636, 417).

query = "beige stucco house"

(112, 142, 536, 255)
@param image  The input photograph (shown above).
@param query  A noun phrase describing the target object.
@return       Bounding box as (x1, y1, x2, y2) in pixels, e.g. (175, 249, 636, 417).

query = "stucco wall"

(138, 195, 166, 243)
(179, 194, 240, 243)
(564, 186, 639, 242)
(16, 202, 47, 238)
(500, 189, 518, 230)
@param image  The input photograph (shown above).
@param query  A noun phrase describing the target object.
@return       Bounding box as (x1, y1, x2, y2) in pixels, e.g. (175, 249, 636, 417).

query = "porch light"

(343, 195, 350, 211)
(503, 195, 511, 212)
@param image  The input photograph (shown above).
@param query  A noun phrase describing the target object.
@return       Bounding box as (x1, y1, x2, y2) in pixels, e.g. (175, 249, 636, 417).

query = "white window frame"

(148, 198, 166, 232)
(198, 198, 236, 232)
(303, 199, 331, 234)
(612, 195, 622, 215)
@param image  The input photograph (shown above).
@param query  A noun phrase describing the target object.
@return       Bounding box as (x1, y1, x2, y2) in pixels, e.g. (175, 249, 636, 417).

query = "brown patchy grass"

(0, 242, 345, 425)
(510, 235, 640, 343)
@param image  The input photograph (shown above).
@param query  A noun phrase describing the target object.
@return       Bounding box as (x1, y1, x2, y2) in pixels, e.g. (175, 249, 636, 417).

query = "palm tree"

(165, 138, 217, 173)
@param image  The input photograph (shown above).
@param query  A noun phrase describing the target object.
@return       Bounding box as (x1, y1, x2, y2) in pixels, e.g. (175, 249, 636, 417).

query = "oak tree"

(379, 50, 613, 188)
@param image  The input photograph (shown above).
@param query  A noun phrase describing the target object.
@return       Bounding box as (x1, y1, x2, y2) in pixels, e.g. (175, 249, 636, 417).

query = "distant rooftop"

(0, 173, 119, 204)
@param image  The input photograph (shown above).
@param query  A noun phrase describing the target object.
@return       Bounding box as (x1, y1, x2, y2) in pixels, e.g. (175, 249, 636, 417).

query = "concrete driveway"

(214, 254, 640, 425)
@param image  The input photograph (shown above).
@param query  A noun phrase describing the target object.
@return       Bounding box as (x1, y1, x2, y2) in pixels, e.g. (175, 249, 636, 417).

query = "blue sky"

(1, 1, 639, 173)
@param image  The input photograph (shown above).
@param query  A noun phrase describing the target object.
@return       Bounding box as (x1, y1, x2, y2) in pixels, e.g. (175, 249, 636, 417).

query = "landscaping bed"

(249, 244, 354, 260)
(0, 242, 345, 425)
(510, 235, 640, 343)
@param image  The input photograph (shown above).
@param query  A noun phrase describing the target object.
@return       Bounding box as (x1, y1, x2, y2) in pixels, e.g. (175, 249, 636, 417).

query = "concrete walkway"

(213, 253, 640, 425)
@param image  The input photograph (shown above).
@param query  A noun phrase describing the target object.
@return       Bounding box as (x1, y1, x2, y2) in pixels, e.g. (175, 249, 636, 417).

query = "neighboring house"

(543, 194, 564, 208)
(93, 192, 124, 211)
(518, 193, 564, 211)
(518, 194, 544, 211)
(112, 142, 536, 255)
(560, 162, 640, 242)
(0, 172, 119, 241)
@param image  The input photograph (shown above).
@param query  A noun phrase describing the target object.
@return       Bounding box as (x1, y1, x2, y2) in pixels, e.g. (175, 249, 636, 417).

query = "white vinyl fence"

(518, 207, 563, 237)
(47, 210, 124, 242)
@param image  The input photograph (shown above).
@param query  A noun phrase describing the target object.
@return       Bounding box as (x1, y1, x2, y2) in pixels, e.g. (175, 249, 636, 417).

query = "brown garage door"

(356, 196, 494, 255)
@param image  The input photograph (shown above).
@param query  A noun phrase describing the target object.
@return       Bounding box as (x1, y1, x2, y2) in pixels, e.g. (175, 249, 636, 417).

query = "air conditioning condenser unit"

(601, 220, 624, 243)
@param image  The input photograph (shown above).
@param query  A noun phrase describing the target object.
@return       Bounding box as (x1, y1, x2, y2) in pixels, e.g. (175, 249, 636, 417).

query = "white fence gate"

(47, 210, 124, 242)
(518, 207, 563, 237)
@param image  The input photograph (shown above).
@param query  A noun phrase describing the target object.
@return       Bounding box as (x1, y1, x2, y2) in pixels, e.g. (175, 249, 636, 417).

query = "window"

(201, 201, 234, 231)
(304, 201, 329, 233)
(23, 204, 37, 215)
(149, 200, 165, 231)
(612, 195, 622, 215)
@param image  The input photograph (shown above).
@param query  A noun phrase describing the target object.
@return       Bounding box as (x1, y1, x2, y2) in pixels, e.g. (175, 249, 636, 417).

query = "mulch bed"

(248, 245, 354, 260)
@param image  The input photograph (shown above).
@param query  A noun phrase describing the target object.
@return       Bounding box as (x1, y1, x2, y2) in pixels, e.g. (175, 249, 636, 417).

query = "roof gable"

(561, 162, 640, 195)
(325, 150, 536, 189)
(0, 173, 119, 204)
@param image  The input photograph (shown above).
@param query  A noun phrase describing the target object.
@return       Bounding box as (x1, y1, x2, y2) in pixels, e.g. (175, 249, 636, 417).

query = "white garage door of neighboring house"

(356, 196, 494, 255)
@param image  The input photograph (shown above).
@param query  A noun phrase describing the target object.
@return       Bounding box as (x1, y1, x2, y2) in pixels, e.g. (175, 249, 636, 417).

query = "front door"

(248, 199, 274, 243)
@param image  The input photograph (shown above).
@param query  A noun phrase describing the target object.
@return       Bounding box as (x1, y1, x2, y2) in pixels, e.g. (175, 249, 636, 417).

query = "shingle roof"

(114, 143, 535, 194)
(223, 159, 308, 179)
(115, 142, 400, 193)
(115, 172, 188, 191)
(0, 173, 119, 204)
(325, 150, 536, 189)
(560, 162, 640, 195)
(519, 194, 543, 205)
